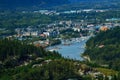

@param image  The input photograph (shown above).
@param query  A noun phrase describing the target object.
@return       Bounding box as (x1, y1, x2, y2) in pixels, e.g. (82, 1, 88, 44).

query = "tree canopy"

(83, 27, 120, 71)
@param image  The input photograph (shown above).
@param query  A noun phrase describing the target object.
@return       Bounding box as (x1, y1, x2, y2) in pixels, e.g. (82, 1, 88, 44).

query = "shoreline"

(46, 36, 90, 61)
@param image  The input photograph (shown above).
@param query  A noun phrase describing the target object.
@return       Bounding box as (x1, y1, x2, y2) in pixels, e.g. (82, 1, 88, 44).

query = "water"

(47, 37, 89, 60)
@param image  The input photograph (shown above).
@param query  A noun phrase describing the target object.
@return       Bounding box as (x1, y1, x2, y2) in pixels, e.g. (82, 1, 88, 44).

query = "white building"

(23, 32, 31, 36)
(31, 31, 38, 36)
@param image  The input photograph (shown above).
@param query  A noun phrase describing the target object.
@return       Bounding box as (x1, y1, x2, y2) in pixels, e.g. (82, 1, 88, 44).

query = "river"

(47, 36, 90, 60)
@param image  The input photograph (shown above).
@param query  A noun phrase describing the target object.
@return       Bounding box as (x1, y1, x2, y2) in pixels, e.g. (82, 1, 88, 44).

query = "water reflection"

(47, 36, 89, 60)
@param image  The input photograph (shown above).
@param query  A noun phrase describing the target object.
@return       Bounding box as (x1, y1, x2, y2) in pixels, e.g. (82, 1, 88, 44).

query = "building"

(100, 26, 109, 31)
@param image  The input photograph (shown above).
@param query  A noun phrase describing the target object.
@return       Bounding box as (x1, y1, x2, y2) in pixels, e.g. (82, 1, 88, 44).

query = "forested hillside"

(0, 0, 69, 10)
(0, 39, 62, 68)
(0, 0, 120, 10)
(83, 27, 120, 71)
(0, 39, 84, 80)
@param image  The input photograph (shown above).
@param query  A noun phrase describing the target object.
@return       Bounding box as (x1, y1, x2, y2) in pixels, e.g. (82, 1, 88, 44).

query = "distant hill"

(0, 0, 69, 10)
(66, 0, 120, 10)
(69, 0, 101, 2)
(69, 0, 118, 3)
(0, 0, 120, 10)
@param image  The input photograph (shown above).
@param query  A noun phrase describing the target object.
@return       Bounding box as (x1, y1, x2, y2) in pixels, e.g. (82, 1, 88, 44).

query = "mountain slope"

(69, 0, 118, 3)
(83, 27, 120, 71)
(0, 0, 120, 10)
(0, 0, 69, 10)
(67, 0, 120, 10)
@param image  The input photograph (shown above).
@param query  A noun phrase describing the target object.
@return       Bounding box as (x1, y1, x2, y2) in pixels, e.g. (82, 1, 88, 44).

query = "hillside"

(0, 0, 69, 10)
(68, 0, 120, 10)
(69, 0, 119, 2)
(83, 27, 120, 71)
(69, 0, 105, 2)
(0, 39, 81, 80)
(0, 0, 120, 10)
(0, 39, 62, 67)
(0, 39, 110, 80)
(0, 23, 120, 80)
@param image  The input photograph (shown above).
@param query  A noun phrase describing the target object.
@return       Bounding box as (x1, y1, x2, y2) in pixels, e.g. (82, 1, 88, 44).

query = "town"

(1, 0, 120, 79)
(1, 9, 120, 48)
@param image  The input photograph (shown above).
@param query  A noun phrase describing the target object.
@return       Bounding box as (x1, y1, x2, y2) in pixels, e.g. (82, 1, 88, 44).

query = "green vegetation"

(1, 8, 120, 80)
(1, 10, 120, 30)
(0, 39, 84, 80)
(0, 59, 82, 80)
(0, 0, 69, 10)
(0, 29, 16, 36)
(0, 12, 52, 29)
(56, 0, 120, 11)
(50, 39, 61, 46)
(96, 68, 118, 76)
(0, 0, 120, 11)
(60, 28, 80, 39)
(0, 28, 120, 79)
(0, 38, 61, 67)
(83, 27, 120, 71)
(60, 28, 89, 39)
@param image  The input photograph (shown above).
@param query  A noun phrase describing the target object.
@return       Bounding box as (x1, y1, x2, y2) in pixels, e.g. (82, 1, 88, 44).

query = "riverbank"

(47, 36, 90, 60)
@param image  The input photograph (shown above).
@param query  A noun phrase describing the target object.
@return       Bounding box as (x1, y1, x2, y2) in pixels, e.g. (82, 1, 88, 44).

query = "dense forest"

(0, 39, 87, 80)
(83, 27, 120, 71)
(1, 10, 120, 30)
(0, 12, 52, 29)
(0, 0, 69, 10)
(0, 0, 120, 10)
(0, 25, 120, 80)
(0, 38, 62, 67)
